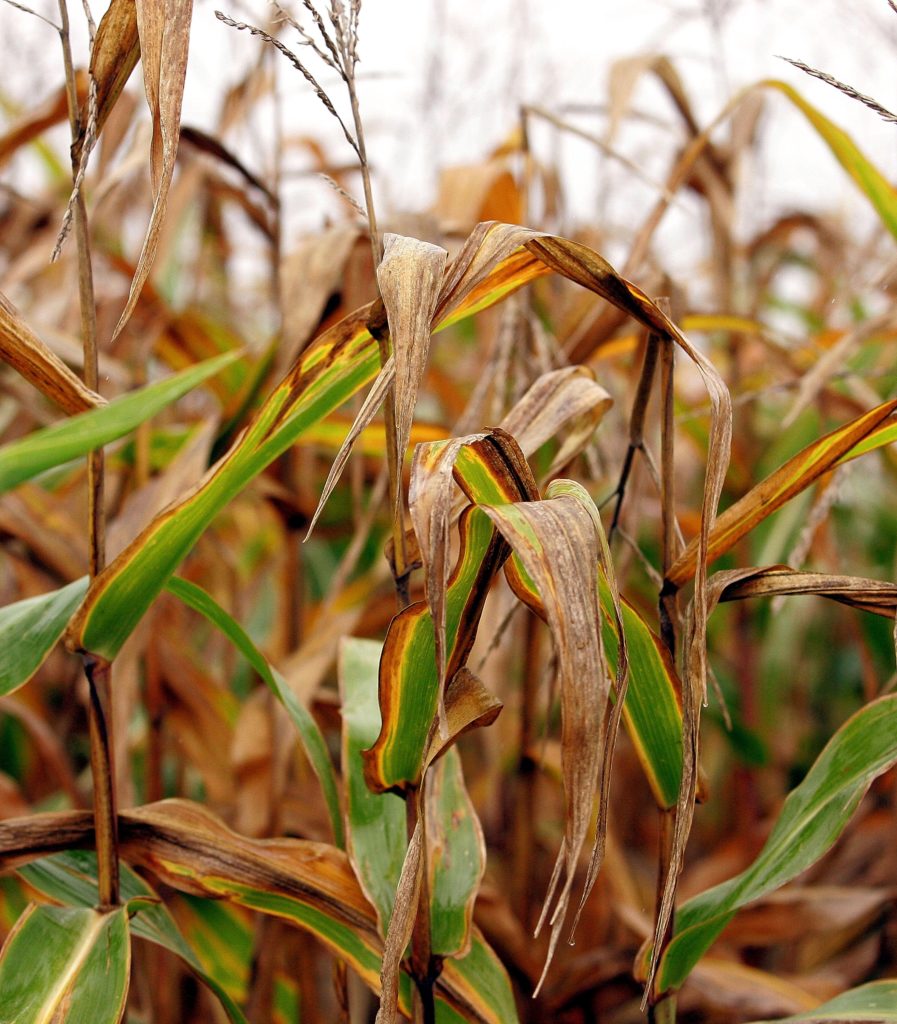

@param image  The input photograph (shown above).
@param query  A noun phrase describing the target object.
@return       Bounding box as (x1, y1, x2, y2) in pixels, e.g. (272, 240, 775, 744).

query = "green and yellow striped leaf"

(17, 850, 248, 1023)
(0, 904, 129, 1024)
(666, 399, 897, 589)
(657, 694, 897, 993)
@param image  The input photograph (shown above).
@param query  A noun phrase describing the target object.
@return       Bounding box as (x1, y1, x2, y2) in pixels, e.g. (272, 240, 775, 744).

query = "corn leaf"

(366, 431, 537, 793)
(0, 800, 515, 1023)
(66, 303, 383, 662)
(479, 485, 607, 987)
(666, 400, 897, 589)
(339, 636, 406, 934)
(0, 904, 129, 1024)
(764, 80, 897, 241)
(0, 577, 88, 698)
(428, 746, 486, 958)
(502, 531, 683, 812)
(711, 565, 897, 619)
(165, 576, 344, 848)
(745, 980, 897, 1023)
(17, 850, 248, 1024)
(602, 587, 683, 809)
(113, 0, 194, 340)
(0, 291, 102, 415)
(78, 0, 141, 160)
(377, 233, 448, 489)
(657, 694, 897, 993)
(0, 351, 239, 494)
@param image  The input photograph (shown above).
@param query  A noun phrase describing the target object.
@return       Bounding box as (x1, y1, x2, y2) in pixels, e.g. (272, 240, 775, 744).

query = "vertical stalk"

(342, 36, 410, 608)
(57, 0, 119, 908)
(406, 789, 436, 1024)
(653, 300, 679, 1022)
(609, 330, 659, 537)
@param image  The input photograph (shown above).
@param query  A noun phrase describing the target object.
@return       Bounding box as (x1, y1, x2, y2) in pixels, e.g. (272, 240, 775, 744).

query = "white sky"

(3, 0, 897, 284)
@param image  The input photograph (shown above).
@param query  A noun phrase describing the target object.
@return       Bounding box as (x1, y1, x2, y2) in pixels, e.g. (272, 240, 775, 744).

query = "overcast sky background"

(3, 0, 897, 283)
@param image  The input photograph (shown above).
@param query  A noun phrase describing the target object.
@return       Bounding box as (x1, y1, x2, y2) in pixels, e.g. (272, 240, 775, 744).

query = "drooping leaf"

(0, 351, 240, 493)
(165, 576, 343, 848)
(0, 801, 516, 1023)
(0, 904, 129, 1024)
(376, 233, 448, 498)
(480, 484, 606, 988)
(0, 577, 88, 698)
(503, 556, 684, 810)
(666, 399, 897, 589)
(76, 0, 141, 161)
(710, 565, 897, 619)
(17, 850, 248, 1024)
(113, 0, 194, 340)
(0, 291, 102, 415)
(657, 694, 897, 993)
(366, 431, 537, 793)
(744, 980, 897, 1023)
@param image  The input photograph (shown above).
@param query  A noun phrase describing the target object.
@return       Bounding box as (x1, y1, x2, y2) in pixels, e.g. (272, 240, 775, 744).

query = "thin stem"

(609, 329, 660, 538)
(407, 788, 437, 1024)
(57, 0, 118, 908)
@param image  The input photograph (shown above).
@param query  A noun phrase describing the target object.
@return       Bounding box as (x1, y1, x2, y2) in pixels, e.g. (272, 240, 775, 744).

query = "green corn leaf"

(428, 746, 486, 958)
(0, 350, 240, 494)
(745, 980, 897, 1023)
(165, 575, 344, 849)
(17, 850, 248, 1024)
(340, 639, 488, 961)
(599, 583, 683, 810)
(658, 695, 897, 993)
(67, 304, 384, 663)
(0, 577, 88, 697)
(366, 430, 537, 794)
(339, 636, 406, 934)
(0, 903, 129, 1024)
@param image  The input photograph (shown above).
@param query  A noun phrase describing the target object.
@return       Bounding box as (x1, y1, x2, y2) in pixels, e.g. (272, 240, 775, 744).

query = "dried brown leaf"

(279, 224, 360, 370)
(112, 0, 194, 340)
(0, 291, 103, 414)
(377, 233, 449, 516)
(74, 0, 141, 162)
(709, 565, 897, 619)
(480, 492, 606, 993)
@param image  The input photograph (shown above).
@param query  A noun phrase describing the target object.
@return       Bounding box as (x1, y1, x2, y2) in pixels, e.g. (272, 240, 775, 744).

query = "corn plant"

(1, 2, 897, 1023)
